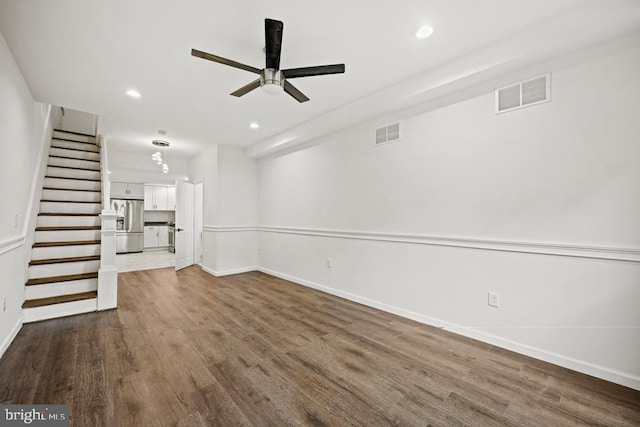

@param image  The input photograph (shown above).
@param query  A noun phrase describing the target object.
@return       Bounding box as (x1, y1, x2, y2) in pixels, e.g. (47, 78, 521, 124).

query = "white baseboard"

(201, 265, 257, 277)
(258, 267, 640, 391)
(0, 316, 23, 360)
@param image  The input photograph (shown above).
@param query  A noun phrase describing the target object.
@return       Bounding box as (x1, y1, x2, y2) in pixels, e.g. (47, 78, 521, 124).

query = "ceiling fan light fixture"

(261, 83, 282, 96)
(260, 68, 283, 95)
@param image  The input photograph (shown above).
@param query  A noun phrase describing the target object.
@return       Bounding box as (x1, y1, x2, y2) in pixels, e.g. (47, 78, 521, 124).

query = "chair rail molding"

(0, 235, 26, 256)
(203, 225, 258, 233)
(258, 225, 640, 262)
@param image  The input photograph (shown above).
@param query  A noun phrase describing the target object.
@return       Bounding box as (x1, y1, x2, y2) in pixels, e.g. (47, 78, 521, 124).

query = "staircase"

(23, 130, 102, 323)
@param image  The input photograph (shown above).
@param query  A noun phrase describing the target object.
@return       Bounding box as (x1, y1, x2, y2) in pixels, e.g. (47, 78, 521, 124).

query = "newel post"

(98, 209, 118, 310)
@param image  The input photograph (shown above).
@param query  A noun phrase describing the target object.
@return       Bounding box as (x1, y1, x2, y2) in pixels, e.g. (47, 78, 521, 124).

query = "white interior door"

(194, 182, 204, 265)
(175, 180, 194, 271)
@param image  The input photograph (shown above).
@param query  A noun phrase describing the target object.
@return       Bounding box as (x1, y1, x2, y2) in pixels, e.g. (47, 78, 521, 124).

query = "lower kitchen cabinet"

(144, 225, 169, 248)
(158, 226, 169, 247)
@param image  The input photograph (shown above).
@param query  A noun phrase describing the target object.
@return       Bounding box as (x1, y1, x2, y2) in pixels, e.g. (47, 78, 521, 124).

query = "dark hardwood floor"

(1, 266, 639, 426)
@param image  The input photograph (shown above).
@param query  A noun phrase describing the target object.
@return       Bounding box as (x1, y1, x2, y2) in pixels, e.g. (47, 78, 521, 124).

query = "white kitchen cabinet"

(111, 182, 144, 199)
(144, 226, 159, 248)
(144, 186, 154, 210)
(166, 186, 176, 210)
(144, 225, 169, 248)
(144, 185, 172, 210)
(158, 226, 169, 247)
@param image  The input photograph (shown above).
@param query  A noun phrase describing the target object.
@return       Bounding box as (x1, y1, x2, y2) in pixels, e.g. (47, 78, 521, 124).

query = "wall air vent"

(375, 122, 401, 146)
(495, 73, 551, 114)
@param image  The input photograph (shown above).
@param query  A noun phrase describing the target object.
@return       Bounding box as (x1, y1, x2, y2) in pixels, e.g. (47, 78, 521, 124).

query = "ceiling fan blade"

(283, 80, 309, 103)
(281, 64, 345, 79)
(191, 49, 261, 74)
(230, 79, 261, 97)
(265, 19, 284, 70)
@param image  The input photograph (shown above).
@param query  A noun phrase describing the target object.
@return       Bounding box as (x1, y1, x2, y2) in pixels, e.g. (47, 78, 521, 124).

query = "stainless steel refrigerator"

(112, 199, 144, 253)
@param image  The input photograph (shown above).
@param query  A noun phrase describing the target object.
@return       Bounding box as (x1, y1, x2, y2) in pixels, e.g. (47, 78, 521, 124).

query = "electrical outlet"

(326, 258, 332, 268)
(488, 292, 500, 308)
(14, 213, 18, 228)
(2, 296, 6, 312)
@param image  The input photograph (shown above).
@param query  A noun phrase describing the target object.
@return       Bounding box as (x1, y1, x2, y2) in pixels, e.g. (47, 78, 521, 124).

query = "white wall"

(58, 107, 97, 136)
(109, 148, 189, 185)
(0, 30, 50, 357)
(257, 38, 640, 389)
(189, 144, 218, 225)
(190, 145, 258, 276)
(217, 145, 258, 227)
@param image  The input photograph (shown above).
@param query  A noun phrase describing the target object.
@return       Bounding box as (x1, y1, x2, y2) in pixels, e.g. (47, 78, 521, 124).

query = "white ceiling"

(1, 0, 639, 160)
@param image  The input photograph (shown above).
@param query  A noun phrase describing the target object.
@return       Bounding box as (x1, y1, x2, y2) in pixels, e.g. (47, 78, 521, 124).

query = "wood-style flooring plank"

(0, 267, 639, 426)
(71, 313, 115, 426)
(0, 321, 56, 404)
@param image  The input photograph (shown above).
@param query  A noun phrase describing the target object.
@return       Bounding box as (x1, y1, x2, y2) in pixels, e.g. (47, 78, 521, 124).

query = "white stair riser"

(46, 166, 101, 180)
(50, 147, 100, 161)
(37, 215, 100, 227)
(42, 189, 101, 202)
(40, 201, 101, 214)
(48, 156, 100, 171)
(51, 140, 99, 152)
(35, 229, 101, 242)
(23, 298, 97, 323)
(52, 131, 95, 144)
(29, 260, 100, 279)
(44, 177, 101, 191)
(25, 278, 98, 300)
(31, 244, 101, 260)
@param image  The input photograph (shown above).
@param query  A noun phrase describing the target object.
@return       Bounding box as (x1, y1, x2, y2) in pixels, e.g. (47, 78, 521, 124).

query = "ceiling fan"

(191, 19, 345, 103)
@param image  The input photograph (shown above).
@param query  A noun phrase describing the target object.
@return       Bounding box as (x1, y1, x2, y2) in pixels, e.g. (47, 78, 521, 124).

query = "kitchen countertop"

(144, 222, 174, 226)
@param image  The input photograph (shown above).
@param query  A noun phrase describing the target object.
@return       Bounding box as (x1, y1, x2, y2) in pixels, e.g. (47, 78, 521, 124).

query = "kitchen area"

(111, 181, 176, 272)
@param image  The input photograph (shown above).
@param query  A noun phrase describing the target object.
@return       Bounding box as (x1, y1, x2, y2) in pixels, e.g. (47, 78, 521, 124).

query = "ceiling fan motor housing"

(261, 68, 283, 87)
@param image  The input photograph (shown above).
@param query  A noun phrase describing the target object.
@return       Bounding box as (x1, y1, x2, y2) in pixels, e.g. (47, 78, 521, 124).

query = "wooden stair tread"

(30, 255, 100, 266)
(46, 164, 100, 172)
(26, 272, 98, 286)
(49, 155, 100, 163)
(33, 240, 101, 248)
(54, 129, 97, 138)
(52, 136, 98, 145)
(22, 291, 98, 309)
(39, 213, 100, 217)
(43, 187, 101, 192)
(35, 225, 100, 231)
(40, 199, 101, 204)
(51, 145, 100, 154)
(45, 175, 101, 182)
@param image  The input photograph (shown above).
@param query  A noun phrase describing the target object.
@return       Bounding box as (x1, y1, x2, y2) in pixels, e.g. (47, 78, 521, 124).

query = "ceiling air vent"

(375, 122, 401, 146)
(495, 73, 551, 114)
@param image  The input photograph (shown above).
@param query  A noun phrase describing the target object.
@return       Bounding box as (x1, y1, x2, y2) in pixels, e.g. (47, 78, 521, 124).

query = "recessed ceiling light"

(249, 122, 260, 129)
(126, 89, 141, 98)
(415, 25, 434, 39)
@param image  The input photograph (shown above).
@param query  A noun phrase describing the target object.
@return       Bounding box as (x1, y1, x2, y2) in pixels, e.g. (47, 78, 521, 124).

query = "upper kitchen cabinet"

(144, 185, 175, 210)
(111, 182, 144, 199)
(167, 186, 176, 210)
